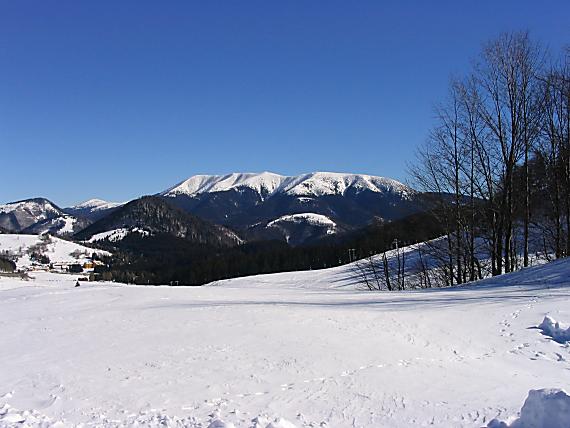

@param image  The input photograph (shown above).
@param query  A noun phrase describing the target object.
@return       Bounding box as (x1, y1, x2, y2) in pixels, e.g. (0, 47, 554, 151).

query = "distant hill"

(75, 196, 242, 247)
(0, 198, 63, 232)
(0, 198, 89, 236)
(64, 199, 124, 222)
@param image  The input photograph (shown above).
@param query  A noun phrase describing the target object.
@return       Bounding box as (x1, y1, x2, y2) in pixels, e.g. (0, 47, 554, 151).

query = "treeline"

(410, 31, 569, 286)
(94, 211, 444, 285)
(0, 256, 16, 273)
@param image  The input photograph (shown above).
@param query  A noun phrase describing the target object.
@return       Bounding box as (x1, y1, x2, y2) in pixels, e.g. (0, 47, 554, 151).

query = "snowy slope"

(207, 237, 452, 290)
(162, 171, 413, 199)
(0, 234, 109, 269)
(0, 258, 569, 427)
(87, 227, 150, 243)
(22, 214, 91, 236)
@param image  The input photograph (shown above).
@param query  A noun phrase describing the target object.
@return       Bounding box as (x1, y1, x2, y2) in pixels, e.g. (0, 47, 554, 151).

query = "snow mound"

(538, 316, 570, 343)
(264, 418, 297, 428)
(0, 403, 55, 427)
(208, 419, 236, 428)
(487, 388, 570, 428)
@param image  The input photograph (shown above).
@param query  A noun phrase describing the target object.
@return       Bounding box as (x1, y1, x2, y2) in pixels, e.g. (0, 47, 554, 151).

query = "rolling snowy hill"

(0, 255, 568, 427)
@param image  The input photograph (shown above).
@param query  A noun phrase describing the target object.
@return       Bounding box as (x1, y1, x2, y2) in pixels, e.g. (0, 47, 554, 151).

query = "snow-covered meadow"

(0, 257, 569, 427)
(0, 234, 109, 270)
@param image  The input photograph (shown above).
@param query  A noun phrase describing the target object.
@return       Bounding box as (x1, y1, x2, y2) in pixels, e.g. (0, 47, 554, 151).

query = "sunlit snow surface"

(0, 259, 569, 427)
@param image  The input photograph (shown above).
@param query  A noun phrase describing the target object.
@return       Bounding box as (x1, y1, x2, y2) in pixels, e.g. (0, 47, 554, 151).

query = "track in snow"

(1, 260, 569, 427)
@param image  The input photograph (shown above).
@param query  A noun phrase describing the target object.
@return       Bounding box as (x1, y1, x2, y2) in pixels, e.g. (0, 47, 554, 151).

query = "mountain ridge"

(160, 171, 421, 242)
(162, 171, 413, 199)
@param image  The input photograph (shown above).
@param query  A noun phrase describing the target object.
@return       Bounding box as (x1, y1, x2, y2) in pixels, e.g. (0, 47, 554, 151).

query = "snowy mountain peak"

(0, 198, 61, 216)
(279, 172, 412, 197)
(163, 172, 286, 199)
(0, 198, 64, 232)
(71, 199, 123, 211)
(162, 172, 412, 199)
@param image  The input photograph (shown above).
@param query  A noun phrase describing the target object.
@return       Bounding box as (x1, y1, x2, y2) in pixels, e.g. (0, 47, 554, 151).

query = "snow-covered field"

(1, 258, 569, 427)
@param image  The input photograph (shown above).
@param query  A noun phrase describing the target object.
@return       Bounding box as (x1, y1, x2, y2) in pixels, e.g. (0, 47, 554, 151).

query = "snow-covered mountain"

(64, 198, 124, 221)
(163, 171, 413, 199)
(163, 172, 286, 200)
(0, 198, 64, 233)
(161, 172, 420, 244)
(75, 196, 242, 247)
(0, 198, 91, 236)
(3, 172, 421, 245)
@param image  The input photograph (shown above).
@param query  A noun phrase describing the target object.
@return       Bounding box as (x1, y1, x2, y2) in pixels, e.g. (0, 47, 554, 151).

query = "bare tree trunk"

(524, 135, 530, 266)
(382, 252, 392, 291)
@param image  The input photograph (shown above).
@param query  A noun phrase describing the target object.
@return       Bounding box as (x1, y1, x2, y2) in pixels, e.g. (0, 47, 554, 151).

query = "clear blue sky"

(1, 1, 568, 206)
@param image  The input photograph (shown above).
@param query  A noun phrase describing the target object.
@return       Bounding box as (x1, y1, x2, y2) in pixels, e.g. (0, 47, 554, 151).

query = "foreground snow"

(0, 259, 569, 427)
(487, 388, 570, 428)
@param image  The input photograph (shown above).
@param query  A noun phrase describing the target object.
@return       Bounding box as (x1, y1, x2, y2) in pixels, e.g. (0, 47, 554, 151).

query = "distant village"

(0, 233, 108, 281)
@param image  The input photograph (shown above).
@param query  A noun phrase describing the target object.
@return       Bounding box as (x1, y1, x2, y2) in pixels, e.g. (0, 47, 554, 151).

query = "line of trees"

(410, 31, 569, 286)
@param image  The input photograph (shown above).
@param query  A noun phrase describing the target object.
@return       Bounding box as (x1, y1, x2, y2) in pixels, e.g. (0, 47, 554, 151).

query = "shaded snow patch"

(487, 388, 570, 428)
(538, 316, 570, 343)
